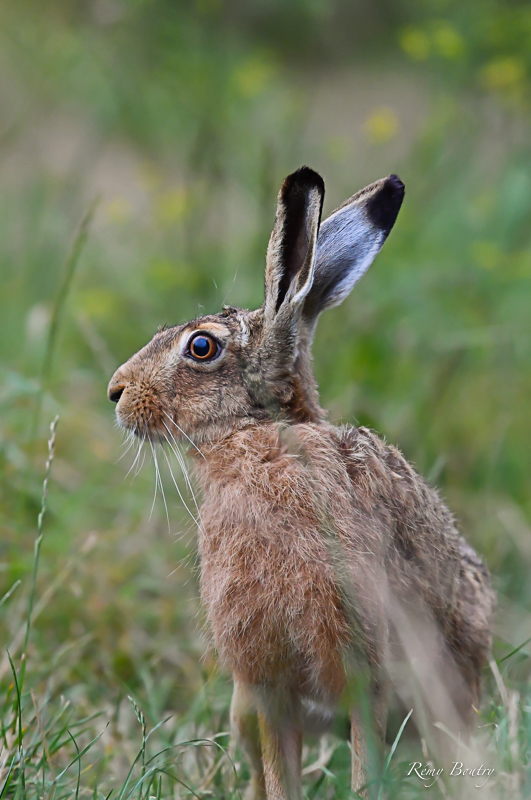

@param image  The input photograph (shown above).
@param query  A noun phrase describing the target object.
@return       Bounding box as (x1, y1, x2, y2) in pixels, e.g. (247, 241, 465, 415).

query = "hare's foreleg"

(351, 678, 389, 797)
(257, 713, 302, 800)
(253, 689, 302, 800)
(231, 681, 266, 800)
(351, 707, 368, 797)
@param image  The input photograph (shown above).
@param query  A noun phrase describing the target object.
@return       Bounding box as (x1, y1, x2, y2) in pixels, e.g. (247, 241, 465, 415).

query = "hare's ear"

(303, 174, 404, 323)
(264, 167, 324, 327)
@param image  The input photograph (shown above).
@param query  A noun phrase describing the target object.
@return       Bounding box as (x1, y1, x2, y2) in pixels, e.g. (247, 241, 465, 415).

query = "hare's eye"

(187, 333, 220, 362)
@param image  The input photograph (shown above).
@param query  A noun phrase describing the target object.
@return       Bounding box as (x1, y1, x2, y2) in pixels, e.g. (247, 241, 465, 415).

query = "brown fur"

(108, 167, 495, 799)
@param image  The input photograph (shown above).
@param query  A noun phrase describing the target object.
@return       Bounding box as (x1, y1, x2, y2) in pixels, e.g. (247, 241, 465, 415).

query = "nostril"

(108, 385, 125, 403)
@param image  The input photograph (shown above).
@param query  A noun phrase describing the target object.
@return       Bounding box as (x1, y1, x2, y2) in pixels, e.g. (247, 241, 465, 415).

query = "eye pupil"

(193, 336, 210, 357)
(189, 334, 218, 361)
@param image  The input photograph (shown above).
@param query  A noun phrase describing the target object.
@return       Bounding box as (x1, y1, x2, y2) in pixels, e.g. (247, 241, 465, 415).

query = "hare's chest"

(197, 495, 349, 690)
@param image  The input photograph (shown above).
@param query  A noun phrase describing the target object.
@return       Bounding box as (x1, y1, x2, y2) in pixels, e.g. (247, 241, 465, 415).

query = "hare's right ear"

(303, 174, 405, 323)
(263, 167, 324, 336)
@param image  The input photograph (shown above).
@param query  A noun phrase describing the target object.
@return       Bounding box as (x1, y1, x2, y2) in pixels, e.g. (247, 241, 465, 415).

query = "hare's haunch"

(109, 168, 495, 800)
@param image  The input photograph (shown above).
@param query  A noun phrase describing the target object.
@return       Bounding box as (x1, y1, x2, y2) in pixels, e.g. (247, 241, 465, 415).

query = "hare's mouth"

(112, 386, 167, 440)
(114, 390, 191, 448)
(116, 409, 162, 441)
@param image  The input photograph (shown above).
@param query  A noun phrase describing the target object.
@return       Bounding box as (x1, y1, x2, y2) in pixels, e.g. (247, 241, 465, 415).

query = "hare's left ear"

(263, 167, 324, 329)
(303, 174, 405, 324)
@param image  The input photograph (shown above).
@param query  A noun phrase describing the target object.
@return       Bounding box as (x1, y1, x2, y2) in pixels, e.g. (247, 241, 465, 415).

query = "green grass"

(1, 1, 531, 797)
(1, 462, 530, 799)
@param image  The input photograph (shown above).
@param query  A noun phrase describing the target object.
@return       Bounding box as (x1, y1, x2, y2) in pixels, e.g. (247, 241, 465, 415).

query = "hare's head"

(108, 168, 404, 445)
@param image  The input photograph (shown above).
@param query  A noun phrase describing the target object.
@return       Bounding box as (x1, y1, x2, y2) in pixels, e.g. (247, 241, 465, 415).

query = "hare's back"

(450, 538, 495, 701)
(337, 425, 494, 664)
(337, 425, 463, 617)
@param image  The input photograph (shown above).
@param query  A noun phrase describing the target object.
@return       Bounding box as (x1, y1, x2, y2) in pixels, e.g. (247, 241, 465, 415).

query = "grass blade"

(32, 199, 98, 440)
(6, 648, 25, 796)
(376, 708, 413, 800)
(20, 416, 59, 691)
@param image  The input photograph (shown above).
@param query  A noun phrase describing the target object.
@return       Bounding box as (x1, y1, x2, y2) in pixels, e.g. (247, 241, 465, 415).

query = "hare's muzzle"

(107, 362, 167, 439)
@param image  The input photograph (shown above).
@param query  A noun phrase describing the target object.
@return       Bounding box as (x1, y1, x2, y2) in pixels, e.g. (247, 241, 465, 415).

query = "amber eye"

(187, 333, 220, 361)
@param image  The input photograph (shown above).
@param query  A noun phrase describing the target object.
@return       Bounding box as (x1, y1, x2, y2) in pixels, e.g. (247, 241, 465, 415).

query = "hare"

(108, 168, 495, 799)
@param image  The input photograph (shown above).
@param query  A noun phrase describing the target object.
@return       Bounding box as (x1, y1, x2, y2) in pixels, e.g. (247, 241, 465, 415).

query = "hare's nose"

(107, 371, 127, 403)
(108, 385, 125, 403)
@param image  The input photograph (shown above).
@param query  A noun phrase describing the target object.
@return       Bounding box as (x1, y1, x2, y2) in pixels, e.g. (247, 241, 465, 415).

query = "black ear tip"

(388, 174, 405, 193)
(296, 165, 324, 185)
(281, 166, 325, 199)
(366, 174, 405, 236)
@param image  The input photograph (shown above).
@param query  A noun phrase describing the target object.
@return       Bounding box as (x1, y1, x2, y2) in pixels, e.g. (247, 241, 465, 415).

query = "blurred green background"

(1, 0, 531, 795)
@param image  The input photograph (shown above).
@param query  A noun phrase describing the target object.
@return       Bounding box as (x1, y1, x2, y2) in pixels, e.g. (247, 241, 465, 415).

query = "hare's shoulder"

(336, 423, 461, 552)
(335, 424, 449, 513)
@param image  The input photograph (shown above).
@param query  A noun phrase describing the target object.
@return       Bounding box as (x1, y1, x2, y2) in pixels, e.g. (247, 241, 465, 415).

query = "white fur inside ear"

(290, 253, 316, 307)
(238, 315, 250, 346)
(311, 205, 385, 313)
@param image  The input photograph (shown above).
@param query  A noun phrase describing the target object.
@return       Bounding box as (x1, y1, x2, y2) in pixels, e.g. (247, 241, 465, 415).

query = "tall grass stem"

(20, 416, 59, 690)
(31, 199, 98, 442)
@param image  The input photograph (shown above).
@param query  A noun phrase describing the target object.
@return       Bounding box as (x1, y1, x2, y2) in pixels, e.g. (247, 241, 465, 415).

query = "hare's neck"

(287, 336, 325, 424)
(191, 422, 295, 491)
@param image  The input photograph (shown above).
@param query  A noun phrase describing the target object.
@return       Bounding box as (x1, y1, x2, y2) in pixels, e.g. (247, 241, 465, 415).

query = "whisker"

(162, 410, 205, 459)
(118, 429, 134, 450)
(115, 430, 136, 464)
(148, 439, 169, 530)
(160, 439, 200, 529)
(135, 446, 147, 477)
(221, 264, 239, 307)
(125, 434, 145, 480)
(152, 440, 171, 533)
(148, 442, 158, 520)
(162, 421, 202, 520)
